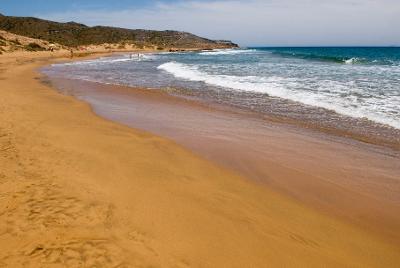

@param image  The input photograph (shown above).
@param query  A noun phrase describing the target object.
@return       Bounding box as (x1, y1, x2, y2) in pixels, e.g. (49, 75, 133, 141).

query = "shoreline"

(46, 74, 400, 155)
(170, 86, 400, 152)
(44, 51, 400, 151)
(1, 51, 400, 267)
(150, 85, 400, 151)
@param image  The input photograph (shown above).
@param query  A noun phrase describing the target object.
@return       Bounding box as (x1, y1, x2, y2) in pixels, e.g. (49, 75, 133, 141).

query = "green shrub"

(25, 42, 45, 51)
(0, 40, 6, 46)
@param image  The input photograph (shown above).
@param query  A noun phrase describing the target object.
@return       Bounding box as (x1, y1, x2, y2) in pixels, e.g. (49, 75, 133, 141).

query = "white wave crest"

(345, 57, 359, 64)
(157, 61, 400, 129)
(199, 49, 255, 56)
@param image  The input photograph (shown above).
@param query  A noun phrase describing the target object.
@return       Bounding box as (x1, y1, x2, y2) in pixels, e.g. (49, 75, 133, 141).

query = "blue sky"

(1, 0, 157, 15)
(1, 0, 399, 46)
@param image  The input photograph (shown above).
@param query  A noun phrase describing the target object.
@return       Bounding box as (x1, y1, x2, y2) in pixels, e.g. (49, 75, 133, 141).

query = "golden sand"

(0, 52, 399, 267)
(56, 80, 400, 245)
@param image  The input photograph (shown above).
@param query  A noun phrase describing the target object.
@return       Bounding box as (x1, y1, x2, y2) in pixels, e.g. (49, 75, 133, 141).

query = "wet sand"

(49, 78, 400, 245)
(1, 52, 400, 267)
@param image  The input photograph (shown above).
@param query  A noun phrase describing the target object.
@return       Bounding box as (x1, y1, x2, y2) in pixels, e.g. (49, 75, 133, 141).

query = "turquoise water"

(44, 47, 400, 139)
(260, 47, 400, 65)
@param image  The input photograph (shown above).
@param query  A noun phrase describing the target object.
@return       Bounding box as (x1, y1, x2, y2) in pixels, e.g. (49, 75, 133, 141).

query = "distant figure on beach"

(49, 44, 56, 52)
(70, 49, 74, 58)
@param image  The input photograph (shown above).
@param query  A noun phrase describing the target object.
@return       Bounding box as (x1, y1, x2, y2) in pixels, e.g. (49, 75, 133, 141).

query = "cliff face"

(0, 15, 238, 49)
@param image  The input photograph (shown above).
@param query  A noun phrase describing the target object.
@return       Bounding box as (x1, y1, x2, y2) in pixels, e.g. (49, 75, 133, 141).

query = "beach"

(47, 77, 400, 244)
(1, 51, 400, 267)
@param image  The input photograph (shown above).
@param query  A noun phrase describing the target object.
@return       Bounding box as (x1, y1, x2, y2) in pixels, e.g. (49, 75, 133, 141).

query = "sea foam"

(199, 49, 255, 55)
(158, 61, 400, 129)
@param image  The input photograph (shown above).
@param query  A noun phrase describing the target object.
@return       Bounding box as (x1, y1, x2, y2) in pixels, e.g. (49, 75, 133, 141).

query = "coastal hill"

(0, 14, 238, 49)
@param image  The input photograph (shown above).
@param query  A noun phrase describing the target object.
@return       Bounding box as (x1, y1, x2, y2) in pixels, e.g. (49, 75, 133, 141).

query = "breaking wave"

(158, 61, 400, 129)
(199, 49, 255, 56)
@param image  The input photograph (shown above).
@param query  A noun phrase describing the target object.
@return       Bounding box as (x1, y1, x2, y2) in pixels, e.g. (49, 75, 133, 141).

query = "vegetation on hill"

(0, 30, 59, 53)
(0, 15, 238, 49)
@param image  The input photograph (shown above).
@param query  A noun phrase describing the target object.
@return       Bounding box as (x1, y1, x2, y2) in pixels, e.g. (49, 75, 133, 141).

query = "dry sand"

(1, 52, 400, 267)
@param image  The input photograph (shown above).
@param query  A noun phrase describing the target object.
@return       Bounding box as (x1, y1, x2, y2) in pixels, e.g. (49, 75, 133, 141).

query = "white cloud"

(38, 0, 400, 46)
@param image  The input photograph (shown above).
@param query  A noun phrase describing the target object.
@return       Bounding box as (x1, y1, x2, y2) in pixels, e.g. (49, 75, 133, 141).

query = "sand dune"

(0, 52, 399, 267)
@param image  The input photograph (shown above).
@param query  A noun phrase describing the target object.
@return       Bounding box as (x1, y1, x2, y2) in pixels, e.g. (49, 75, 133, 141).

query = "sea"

(43, 47, 400, 147)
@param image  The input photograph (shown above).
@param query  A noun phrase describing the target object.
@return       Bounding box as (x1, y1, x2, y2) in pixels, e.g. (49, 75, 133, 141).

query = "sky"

(1, 0, 399, 46)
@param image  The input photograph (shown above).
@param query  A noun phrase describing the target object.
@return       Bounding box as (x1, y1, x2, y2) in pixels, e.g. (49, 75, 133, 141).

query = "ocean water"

(43, 47, 400, 145)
